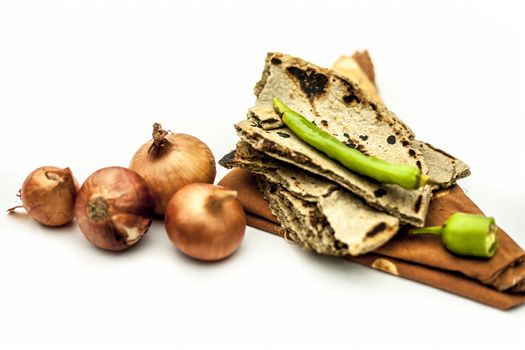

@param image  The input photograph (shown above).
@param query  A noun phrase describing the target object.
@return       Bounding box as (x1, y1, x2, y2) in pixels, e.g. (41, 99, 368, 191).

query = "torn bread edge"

(220, 143, 399, 256)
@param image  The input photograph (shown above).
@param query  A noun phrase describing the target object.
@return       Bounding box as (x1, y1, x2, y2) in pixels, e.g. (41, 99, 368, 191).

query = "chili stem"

(409, 226, 443, 235)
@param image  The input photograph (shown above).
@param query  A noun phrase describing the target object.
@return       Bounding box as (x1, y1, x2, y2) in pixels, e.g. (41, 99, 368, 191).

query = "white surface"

(1, 0, 524, 349)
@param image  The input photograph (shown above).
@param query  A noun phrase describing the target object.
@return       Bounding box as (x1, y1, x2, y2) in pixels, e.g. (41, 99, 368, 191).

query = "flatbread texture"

(220, 143, 399, 256)
(222, 141, 337, 202)
(221, 51, 470, 256)
(332, 54, 471, 189)
(244, 52, 437, 227)
(254, 53, 423, 173)
(235, 119, 430, 227)
(413, 141, 471, 189)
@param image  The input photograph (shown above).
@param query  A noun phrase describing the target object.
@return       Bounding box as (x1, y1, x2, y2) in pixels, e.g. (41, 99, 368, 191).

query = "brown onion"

(9, 166, 78, 227)
(75, 166, 154, 251)
(165, 183, 246, 261)
(130, 123, 216, 215)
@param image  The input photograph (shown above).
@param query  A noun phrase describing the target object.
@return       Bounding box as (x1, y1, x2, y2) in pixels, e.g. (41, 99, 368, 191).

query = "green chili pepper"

(410, 213, 499, 258)
(273, 97, 428, 190)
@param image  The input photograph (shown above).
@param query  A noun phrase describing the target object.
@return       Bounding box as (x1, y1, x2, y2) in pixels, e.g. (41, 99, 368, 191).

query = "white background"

(1, 0, 524, 349)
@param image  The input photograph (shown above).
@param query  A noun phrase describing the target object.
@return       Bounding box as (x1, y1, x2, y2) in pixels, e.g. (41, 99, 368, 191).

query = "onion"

(8, 166, 78, 227)
(165, 183, 246, 261)
(129, 123, 216, 215)
(75, 166, 155, 251)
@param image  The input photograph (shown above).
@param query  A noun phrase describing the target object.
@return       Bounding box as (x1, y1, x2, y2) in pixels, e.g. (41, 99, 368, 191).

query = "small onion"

(165, 183, 246, 261)
(10, 166, 78, 226)
(129, 123, 216, 215)
(75, 166, 154, 251)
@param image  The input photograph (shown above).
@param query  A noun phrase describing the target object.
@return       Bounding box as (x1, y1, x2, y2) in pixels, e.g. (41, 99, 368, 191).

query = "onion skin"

(75, 167, 155, 251)
(130, 123, 216, 215)
(19, 166, 78, 227)
(165, 183, 246, 261)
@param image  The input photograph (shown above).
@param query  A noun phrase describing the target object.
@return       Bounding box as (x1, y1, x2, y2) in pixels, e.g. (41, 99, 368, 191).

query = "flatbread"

(235, 119, 431, 227)
(414, 141, 471, 189)
(219, 51, 470, 254)
(220, 143, 400, 256)
(257, 178, 337, 254)
(318, 189, 399, 255)
(220, 142, 337, 202)
(253, 52, 424, 174)
(249, 53, 470, 191)
(330, 54, 470, 189)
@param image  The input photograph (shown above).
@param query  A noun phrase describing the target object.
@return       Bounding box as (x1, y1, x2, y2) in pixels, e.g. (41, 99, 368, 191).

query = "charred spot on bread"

(270, 57, 282, 65)
(354, 144, 369, 155)
(344, 138, 356, 149)
(277, 132, 291, 138)
(286, 66, 328, 99)
(374, 188, 387, 198)
(367, 222, 387, 238)
(387, 135, 396, 144)
(334, 240, 349, 250)
(343, 94, 360, 105)
(414, 195, 423, 213)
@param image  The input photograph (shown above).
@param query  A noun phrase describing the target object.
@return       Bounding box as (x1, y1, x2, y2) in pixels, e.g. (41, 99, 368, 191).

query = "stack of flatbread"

(220, 52, 470, 257)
